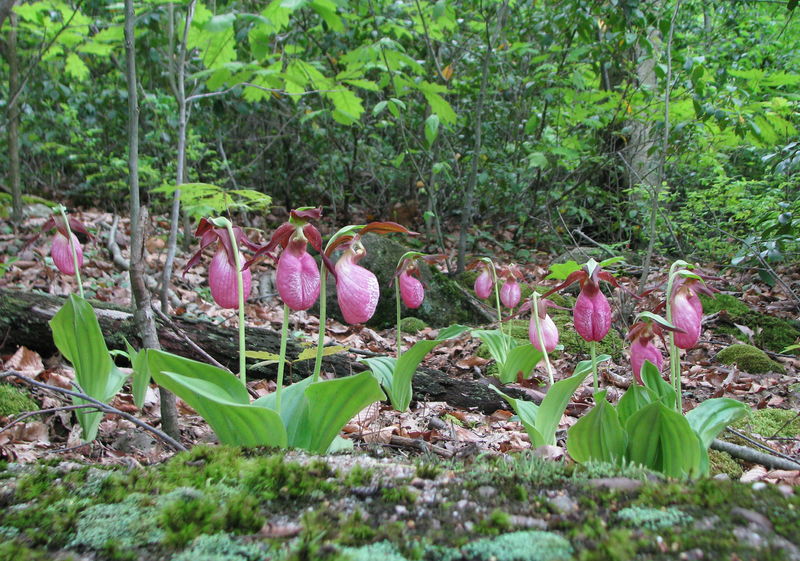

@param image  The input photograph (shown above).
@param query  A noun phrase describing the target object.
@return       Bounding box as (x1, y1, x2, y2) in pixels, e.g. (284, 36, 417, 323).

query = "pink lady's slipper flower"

(184, 218, 259, 309)
(249, 208, 332, 312)
(325, 222, 414, 325)
(543, 259, 622, 343)
(670, 277, 714, 349)
(627, 321, 664, 384)
(499, 265, 523, 309)
(395, 253, 445, 309)
(39, 214, 93, 275)
(528, 299, 559, 353)
(474, 267, 493, 299)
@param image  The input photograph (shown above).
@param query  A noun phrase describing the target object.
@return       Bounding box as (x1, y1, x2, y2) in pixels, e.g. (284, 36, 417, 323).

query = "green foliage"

(49, 295, 127, 441)
(399, 316, 428, 335)
(493, 357, 610, 447)
(472, 329, 544, 384)
(732, 408, 800, 438)
(360, 324, 468, 411)
(0, 383, 38, 417)
(340, 541, 407, 561)
(241, 454, 335, 501)
(715, 344, 784, 374)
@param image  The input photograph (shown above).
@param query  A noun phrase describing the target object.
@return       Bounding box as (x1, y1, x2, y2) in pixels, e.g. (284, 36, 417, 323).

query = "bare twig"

(1, 370, 186, 452)
(0, 403, 98, 434)
(388, 435, 454, 458)
(711, 437, 800, 471)
(715, 427, 800, 469)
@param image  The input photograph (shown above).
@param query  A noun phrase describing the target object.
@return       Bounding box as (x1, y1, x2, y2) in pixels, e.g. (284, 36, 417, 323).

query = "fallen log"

(0, 288, 529, 413)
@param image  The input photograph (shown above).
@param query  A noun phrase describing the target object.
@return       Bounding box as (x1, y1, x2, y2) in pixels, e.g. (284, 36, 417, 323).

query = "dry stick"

(1, 370, 186, 452)
(711, 439, 800, 471)
(388, 435, 454, 459)
(0, 404, 99, 434)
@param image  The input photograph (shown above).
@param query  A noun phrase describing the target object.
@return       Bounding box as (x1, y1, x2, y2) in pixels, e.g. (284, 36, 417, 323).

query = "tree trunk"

(0, 288, 533, 414)
(125, 0, 180, 439)
(160, 0, 195, 313)
(6, 11, 22, 225)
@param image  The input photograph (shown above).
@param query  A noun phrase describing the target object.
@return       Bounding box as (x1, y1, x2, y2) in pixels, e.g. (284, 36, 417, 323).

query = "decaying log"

(0, 288, 530, 413)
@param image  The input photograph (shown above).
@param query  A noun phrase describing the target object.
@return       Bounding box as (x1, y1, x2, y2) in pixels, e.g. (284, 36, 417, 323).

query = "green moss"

(550, 312, 624, 360)
(616, 506, 690, 530)
(0, 540, 61, 561)
(172, 533, 265, 561)
(0, 383, 38, 417)
(241, 454, 335, 501)
(414, 461, 442, 480)
(573, 461, 653, 482)
(576, 528, 637, 561)
(715, 344, 784, 373)
(400, 316, 428, 334)
(343, 465, 374, 487)
(159, 488, 225, 547)
(4, 496, 89, 548)
(700, 294, 800, 352)
(707, 449, 744, 479)
(381, 486, 418, 504)
(475, 509, 513, 536)
(732, 408, 800, 438)
(338, 510, 378, 546)
(460, 531, 573, 561)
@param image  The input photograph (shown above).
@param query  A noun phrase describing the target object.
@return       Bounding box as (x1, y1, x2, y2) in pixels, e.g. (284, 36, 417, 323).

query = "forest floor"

(1, 206, 799, 560)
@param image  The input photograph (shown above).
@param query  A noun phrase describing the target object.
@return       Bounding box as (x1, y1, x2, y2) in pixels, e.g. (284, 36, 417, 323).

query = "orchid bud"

(336, 242, 379, 324)
(276, 237, 321, 311)
(500, 278, 521, 309)
(573, 282, 611, 342)
(474, 269, 493, 299)
(671, 287, 702, 349)
(208, 248, 252, 309)
(529, 312, 559, 353)
(51, 231, 83, 275)
(399, 269, 424, 309)
(630, 338, 664, 384)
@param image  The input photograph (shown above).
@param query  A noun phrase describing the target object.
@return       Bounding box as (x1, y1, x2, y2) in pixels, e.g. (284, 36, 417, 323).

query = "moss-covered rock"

(399, 316, 427, 334)
(616, 506, 690, 530)
(323, 234, 491, 328)
(700, 294, 800, 353)
(733, 408, 800, 438)
(715, 344, 784, 374)
(707, 449, 744, 479)
(0, 383, 38, 417)
(459, 530, 573, 561)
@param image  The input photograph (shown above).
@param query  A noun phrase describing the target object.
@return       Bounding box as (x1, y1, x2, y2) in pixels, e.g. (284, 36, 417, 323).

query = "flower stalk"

(57, 206, 84, 298)
(224, 220, 247, 385)
(532, 292, 554, 385)
(312, 267, 328, 383)
(275, 303, 290, 412)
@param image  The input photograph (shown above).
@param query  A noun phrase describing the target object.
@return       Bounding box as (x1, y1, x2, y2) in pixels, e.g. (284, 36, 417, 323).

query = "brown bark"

(0, 288, 532, 414)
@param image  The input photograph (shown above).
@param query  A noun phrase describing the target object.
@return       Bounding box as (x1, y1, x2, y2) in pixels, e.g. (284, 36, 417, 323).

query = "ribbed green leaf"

(640, 361, 676, 410)
(49, 295, 127, 441)
(617, 382, 658, 426)
(499, 344, 543, 383)
(567, 390, 627, 464)
(148, 350, 287, 448)
(685, 398, 750, 450)
(625, 402, 703, 478)
(490, 387, 545, 446)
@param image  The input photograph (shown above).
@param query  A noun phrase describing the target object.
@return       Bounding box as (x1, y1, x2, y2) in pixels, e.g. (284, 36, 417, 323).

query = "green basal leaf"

(635, 311, 678, 330)
(360, 356, 397, 393)
(625, 402, 703, 478)
(148, 350, 287, 448)
(489, 387, 545, 446)
(685, 398, 750, 450)
(567, 390, 627, 464)
(245, 350, 282, 361)
(472, 329, 515, 367)
(498, 344, 543, 384)
(617, 382, 658, 426)
(640, 361, 676, 410)
(535, 356, 606, 445)
(49, 295, 127, 441)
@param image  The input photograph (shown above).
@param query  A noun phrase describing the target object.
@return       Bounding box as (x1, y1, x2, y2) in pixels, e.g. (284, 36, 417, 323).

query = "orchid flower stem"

(275, 303, 290, 412)
(312, 267, 327, 384)
(225, 223, 247, 386)
(665, 262, 683, 413)
(396, 281, 403, 358)
(489, 261, 503, 335)
(590, 341, 598, 393)
(59, 208, 84, 299)
(533, 294, 554, 386)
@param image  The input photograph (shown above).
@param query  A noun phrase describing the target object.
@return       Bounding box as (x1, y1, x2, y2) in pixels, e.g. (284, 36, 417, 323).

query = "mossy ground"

(1, 446, 798, 561)
(715, 344, 785, 374)
(732, 408, 800, 439)
(0, 383, 38, 417)
(700, 294, 800, 353)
